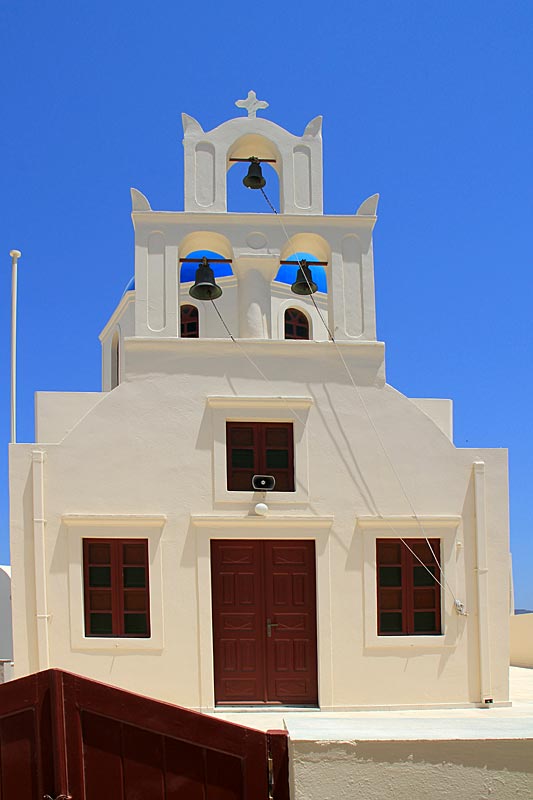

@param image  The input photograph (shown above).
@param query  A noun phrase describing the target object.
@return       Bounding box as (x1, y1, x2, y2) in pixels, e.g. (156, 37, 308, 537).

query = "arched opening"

(179, 249, 234, 283)
(284, 308, 310, 340)
(274, 251, 328, 294)
(227, 161, 280, 213)
(180, 304, 199, 338)
(110, 331, 120, 389)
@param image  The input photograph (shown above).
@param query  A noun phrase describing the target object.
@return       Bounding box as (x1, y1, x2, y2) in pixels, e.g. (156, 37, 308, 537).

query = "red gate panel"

(0, 670, 289, 800)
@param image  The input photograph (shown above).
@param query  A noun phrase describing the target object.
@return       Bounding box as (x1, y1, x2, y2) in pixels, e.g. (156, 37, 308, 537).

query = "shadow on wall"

(0, 567, 13, 663)
(510, 612, 533, 667)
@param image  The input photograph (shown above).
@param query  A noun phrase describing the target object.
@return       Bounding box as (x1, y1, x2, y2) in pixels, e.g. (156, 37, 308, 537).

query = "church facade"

(9, 93, 510, 711)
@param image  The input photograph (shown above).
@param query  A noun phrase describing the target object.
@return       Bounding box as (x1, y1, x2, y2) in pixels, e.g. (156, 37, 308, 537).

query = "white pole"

(9, 250, 21, 444)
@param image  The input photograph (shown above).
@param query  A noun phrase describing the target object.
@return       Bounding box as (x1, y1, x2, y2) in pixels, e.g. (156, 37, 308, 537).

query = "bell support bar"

(180, 258, 232, 263)
(229, 158, 277, 163)
(280, 260, 328, 266)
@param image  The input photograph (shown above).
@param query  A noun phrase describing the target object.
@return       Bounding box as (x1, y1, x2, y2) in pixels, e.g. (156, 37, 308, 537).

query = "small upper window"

(181, 304, 199, 338)
(376, 539, 441, 635)
(285, 308, 310, 340)
(226, 421, 294, 492)
(83, 539, 150, 637)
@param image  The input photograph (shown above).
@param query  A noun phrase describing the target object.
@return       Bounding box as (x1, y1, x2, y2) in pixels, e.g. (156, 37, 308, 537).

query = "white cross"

(235, 90, 269, 119)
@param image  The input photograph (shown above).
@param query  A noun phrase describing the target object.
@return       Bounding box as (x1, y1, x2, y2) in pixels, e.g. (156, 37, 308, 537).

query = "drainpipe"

(473, 460, 492, 704)
(32, 449, 50, 669)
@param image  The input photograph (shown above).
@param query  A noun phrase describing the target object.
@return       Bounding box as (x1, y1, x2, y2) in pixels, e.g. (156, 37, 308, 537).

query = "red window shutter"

(180, 304, 199, 338)
(226, 422, 295, 492)
(226, 422, 259, 491)
(259, 423, 294, 491)
(377, 539, 441, 636)
(284, 308, 310, 340)
(83, 539, 150, 637)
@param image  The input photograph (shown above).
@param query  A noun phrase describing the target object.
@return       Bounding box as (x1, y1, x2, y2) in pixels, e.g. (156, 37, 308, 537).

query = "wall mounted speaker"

(252, 475, 276, 491)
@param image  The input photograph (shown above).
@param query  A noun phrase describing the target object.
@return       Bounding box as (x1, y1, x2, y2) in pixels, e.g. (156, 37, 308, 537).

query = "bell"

(189, 257, 223, 301)
(291, 260, 318, 295)
(243, 157, 266, 190)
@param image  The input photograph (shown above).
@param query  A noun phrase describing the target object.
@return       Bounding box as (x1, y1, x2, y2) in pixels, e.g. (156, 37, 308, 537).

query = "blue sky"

(1, 1, 532, 606)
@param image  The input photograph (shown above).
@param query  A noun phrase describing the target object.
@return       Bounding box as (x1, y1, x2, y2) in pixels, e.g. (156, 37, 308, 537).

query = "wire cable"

(258, 186, 461, 607)
(209, 299, 308, 427)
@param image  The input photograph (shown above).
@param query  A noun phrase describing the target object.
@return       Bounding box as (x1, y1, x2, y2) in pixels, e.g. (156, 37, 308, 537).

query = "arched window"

(284, 308, 310, 340)
(181, 304, 199, 338)
(274, 251, 328, 294)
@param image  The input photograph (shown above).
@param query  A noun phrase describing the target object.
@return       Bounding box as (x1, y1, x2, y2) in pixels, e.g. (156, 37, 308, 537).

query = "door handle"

(266, 618, 279, 638)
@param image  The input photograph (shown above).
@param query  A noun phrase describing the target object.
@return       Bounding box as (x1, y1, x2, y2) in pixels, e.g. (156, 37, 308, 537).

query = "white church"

(9, 92, 510, 712)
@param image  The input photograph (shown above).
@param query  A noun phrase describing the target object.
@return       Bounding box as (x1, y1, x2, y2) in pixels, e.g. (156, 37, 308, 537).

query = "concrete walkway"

(210, 667, 533, 741)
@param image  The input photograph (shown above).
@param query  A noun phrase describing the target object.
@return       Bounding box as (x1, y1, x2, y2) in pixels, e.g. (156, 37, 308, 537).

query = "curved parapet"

(130, 188, 151, 212)
(181, 113, 205, 137)
(303, 116, 323, 138)
(356, 193, 379, 216)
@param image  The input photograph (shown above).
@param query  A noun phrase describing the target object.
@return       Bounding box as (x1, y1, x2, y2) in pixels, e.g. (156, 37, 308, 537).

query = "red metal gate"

(0, 669, 289, 800)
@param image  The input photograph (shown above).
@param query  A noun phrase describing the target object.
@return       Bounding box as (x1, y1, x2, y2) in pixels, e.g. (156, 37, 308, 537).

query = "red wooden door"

(211, 540, 318, 705)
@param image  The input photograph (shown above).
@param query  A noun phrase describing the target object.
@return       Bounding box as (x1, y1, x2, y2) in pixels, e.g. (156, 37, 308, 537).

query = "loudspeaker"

(252, 475, 276, 491)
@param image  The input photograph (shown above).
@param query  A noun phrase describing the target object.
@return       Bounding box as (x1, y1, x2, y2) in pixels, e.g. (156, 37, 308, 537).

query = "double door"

(211, 540, 318, 705)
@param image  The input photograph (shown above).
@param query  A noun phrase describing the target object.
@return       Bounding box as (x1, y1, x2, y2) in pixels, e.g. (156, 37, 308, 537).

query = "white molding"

(62, 514, 167, 526)
(99, 291, 135, 342)
(361, 519, 462, 650)
(124, 337, 385, 357)
(206, 395, 313, 409)
(191, 514, 333, 528)
(65, 519, 165, 652)
(209, 397, 312, 506)
(194, 517, 333, 711)
(357, 515, 461, 529)
(131, 210, 377, 231)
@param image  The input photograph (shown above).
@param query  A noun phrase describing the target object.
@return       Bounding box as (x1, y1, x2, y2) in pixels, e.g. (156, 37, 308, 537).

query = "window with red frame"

(284, 308, 310, 340)
(83, 539, 150, 637)
(226, 421, 294, 491)
(376, 539, 441, 635)
(180, 304, 199, 338)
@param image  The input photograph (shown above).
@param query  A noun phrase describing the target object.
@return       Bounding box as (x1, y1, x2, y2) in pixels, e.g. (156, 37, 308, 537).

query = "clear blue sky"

(1, 1, 532, 607)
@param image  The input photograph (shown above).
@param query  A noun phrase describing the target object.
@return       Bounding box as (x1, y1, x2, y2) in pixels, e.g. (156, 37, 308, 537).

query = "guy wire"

(259, 185, 460, 605)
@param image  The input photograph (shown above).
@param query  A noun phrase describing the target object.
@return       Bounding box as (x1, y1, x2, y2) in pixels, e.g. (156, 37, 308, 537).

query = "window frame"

(208, 396, 312, 505)
(284, 307, 310, 340)
(66, 515, 165, 652)
(360, 516, 460, 650)
(180, 304, 199, 338)
(376, 538, 441, 636)
(83, 538, 151, 638)
(226, 421, 295, 492)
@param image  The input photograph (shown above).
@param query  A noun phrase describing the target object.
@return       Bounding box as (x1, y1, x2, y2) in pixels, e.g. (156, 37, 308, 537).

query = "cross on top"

(235, 90, 269, 119)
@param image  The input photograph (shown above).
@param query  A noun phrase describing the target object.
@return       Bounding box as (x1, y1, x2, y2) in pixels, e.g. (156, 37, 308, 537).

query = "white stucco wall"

(291, 738, 533, 799)
(510, 613, 533, 667)
(9, 336, 509, 710)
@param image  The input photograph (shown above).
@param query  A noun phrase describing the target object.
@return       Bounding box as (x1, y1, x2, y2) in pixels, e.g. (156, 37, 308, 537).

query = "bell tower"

(182, 90, 324, 215)
(122, 91, 380, 371)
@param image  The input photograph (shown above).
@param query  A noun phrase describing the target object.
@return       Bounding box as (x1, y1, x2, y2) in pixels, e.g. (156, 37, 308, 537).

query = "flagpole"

(9, 250, 21, 444)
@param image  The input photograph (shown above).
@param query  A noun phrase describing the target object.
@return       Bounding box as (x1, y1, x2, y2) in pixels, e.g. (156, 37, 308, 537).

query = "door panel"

(211, 540, 318, 705)
(212, 541, 266, 703)
(265, 542, 318, 705)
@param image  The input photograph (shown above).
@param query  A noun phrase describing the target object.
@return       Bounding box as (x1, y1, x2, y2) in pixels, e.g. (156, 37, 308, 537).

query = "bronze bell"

(189, 257, 223, 301)
(291, 260, 318, 295)
(243, 157, 266, 190)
